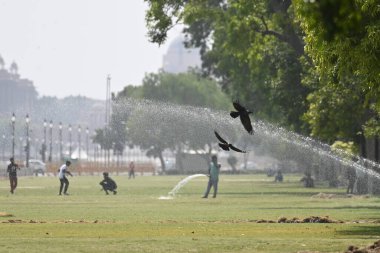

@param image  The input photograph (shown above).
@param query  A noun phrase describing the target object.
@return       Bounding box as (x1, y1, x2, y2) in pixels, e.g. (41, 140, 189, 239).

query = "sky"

(0, 0, 181, 100)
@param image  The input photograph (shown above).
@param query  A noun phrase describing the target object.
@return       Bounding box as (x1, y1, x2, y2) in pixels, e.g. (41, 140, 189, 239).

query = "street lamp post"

(11, 113, 15, 158)
(93, 131, 97, 164)
(43, 119, 47, 162)
(59, 122, 63, 161)
(49, 120, 53, 162)
(69, 124, 72, 158)
(35, 138, 39, 159)
(19, 137, 23, 160)
(86, 127, 89, 161)
(25, 114, 30, 168)
(78, 125, 81, 160)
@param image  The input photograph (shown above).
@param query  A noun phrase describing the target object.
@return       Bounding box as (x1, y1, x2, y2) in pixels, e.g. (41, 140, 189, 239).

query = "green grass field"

(0, 174, 379, 253)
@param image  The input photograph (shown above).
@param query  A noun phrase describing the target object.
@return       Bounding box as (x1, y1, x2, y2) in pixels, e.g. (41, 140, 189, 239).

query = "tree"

(227, 155, 238, 174)
(294, 0, 380, 154)
(114, 71, 233, 173)
(145, 0, 313, 133)
(125, 100, 236, 173)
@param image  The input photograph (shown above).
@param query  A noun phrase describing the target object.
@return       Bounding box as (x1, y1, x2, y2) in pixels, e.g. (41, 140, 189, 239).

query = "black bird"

(214, 131, 246, 153)
(230, 101, 254, 135)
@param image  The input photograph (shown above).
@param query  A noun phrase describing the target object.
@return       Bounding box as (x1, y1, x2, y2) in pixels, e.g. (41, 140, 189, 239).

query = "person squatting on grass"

(58, 160, 73, 195)
(99, 172, 117, 195)
(7, 157, 20, 194)
(202, 155, 220, 198)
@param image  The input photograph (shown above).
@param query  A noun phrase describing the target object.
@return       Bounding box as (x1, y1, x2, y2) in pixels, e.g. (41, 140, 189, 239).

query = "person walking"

(99, 172, 117, 195)
(7, 157, 20, 194)
(128, 161, 135, 179)
(202, 155, 220, 198)
(58, 160, 73, 195)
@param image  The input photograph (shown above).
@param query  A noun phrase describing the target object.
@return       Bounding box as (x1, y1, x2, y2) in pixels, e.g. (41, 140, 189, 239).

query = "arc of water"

(254, 120, 380, 180)
(115, 98, 380, 180)
(168, 174, 207, 197)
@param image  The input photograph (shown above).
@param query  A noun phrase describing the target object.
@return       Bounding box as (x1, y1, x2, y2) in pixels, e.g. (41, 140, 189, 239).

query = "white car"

(27, 159, 46, 175)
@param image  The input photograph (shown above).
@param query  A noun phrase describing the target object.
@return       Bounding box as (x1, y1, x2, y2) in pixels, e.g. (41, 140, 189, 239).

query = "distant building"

(162, 35, 202, 73)
(0, 61, 38, 116)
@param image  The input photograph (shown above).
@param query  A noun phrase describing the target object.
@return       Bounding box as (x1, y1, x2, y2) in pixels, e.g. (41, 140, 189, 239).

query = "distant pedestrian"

(274, 170, 283, 182)
(99, 172, 117, 195)
(300, 172, 314, 188)
(58, 161, 73, 195)
(202, 155, 220, 198)
(128, 161, 135, 179)
(7, 157, 20, 194)
(346, 167, 357, 194)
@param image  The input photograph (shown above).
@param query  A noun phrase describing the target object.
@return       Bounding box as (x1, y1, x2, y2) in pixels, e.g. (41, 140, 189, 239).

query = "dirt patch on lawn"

(344, 240, 380, 253)
(0, 212, 13, 217)
(255, 216, 344, 223)
(1, 219, 114, 224)
(311, 193, 370, 199)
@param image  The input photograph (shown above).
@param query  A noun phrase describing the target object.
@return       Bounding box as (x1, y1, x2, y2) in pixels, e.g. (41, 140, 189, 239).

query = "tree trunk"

(375, 136, 379, 162)
(157, 151, 166, 174)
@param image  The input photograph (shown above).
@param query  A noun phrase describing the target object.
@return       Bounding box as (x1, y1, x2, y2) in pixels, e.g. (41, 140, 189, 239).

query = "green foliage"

(114, 71, 231, 171)
(145, 0, 380, 152)
(145, 0, 313, 134)
(92, 128, 113, 150)
(295, 0, 380, 139)
(117, 71, 229, 110)
(303, 81, 366, 143)
(140, 71, 230, 110)
(331, 140, 359, 156)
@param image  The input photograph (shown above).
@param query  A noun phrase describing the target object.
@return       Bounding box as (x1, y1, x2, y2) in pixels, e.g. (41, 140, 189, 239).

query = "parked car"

(27, 159, 46, 175)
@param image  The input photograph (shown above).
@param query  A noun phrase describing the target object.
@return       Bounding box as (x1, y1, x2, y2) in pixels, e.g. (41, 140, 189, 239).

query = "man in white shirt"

(58, 160, 73, 195)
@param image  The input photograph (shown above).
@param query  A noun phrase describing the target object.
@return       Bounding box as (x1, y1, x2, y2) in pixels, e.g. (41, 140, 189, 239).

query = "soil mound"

(345, 240, 380, 253)
(256, 216, 343, 223)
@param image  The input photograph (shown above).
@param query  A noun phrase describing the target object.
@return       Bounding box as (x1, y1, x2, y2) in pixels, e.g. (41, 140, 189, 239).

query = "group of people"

(58, 160, 120, 195)
(4, 156, 221, 198)
(5, 156, 361, 197)
(4, 158, 127, 196)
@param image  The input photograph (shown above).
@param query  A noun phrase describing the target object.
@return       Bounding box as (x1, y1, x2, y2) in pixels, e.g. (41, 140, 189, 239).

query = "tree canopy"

(145, 0, 312, 133)
(145, 0, 380, 157)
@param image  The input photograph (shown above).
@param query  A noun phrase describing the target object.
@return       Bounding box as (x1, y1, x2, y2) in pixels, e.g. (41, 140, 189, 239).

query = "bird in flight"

(214, 131, 246, 153)
(230, 101, 254, 135)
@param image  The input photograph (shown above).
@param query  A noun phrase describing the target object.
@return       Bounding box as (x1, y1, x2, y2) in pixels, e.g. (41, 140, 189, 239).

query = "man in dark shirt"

(99, 172, 117, 195)
(7, 157, 20, 194)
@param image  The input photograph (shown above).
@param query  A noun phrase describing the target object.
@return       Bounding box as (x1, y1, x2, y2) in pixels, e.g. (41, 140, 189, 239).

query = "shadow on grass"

(338, 225, 380, 237)
(248, 206, 380, 210)
(222, 191, 344, 197)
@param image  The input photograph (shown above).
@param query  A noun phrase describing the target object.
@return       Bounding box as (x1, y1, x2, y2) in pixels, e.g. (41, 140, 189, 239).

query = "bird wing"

(219, 143, 230, 151)
(233, 101, 246, 112)
(229, 144, 246, 153)
(230, 111, 240, 118)
(240, 114, 254, 135)
(214, 131, 228, 144)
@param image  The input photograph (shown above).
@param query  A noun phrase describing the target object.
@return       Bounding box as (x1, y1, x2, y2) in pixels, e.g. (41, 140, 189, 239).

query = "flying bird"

(214, 131, 246, 153)
(230, 101, 254, 135)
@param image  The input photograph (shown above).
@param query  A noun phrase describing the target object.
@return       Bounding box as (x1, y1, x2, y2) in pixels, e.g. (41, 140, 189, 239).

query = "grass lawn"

(0, 174, 379, 253)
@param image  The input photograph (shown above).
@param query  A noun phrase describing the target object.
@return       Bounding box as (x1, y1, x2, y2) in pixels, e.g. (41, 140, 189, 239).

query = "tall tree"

(114, 71, 232, 173)
(145, 0, 313, 133)
(295, 0, 380, 153)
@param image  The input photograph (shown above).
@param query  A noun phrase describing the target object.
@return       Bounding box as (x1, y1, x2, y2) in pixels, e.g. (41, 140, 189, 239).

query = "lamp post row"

(7, 113, 91, 167)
